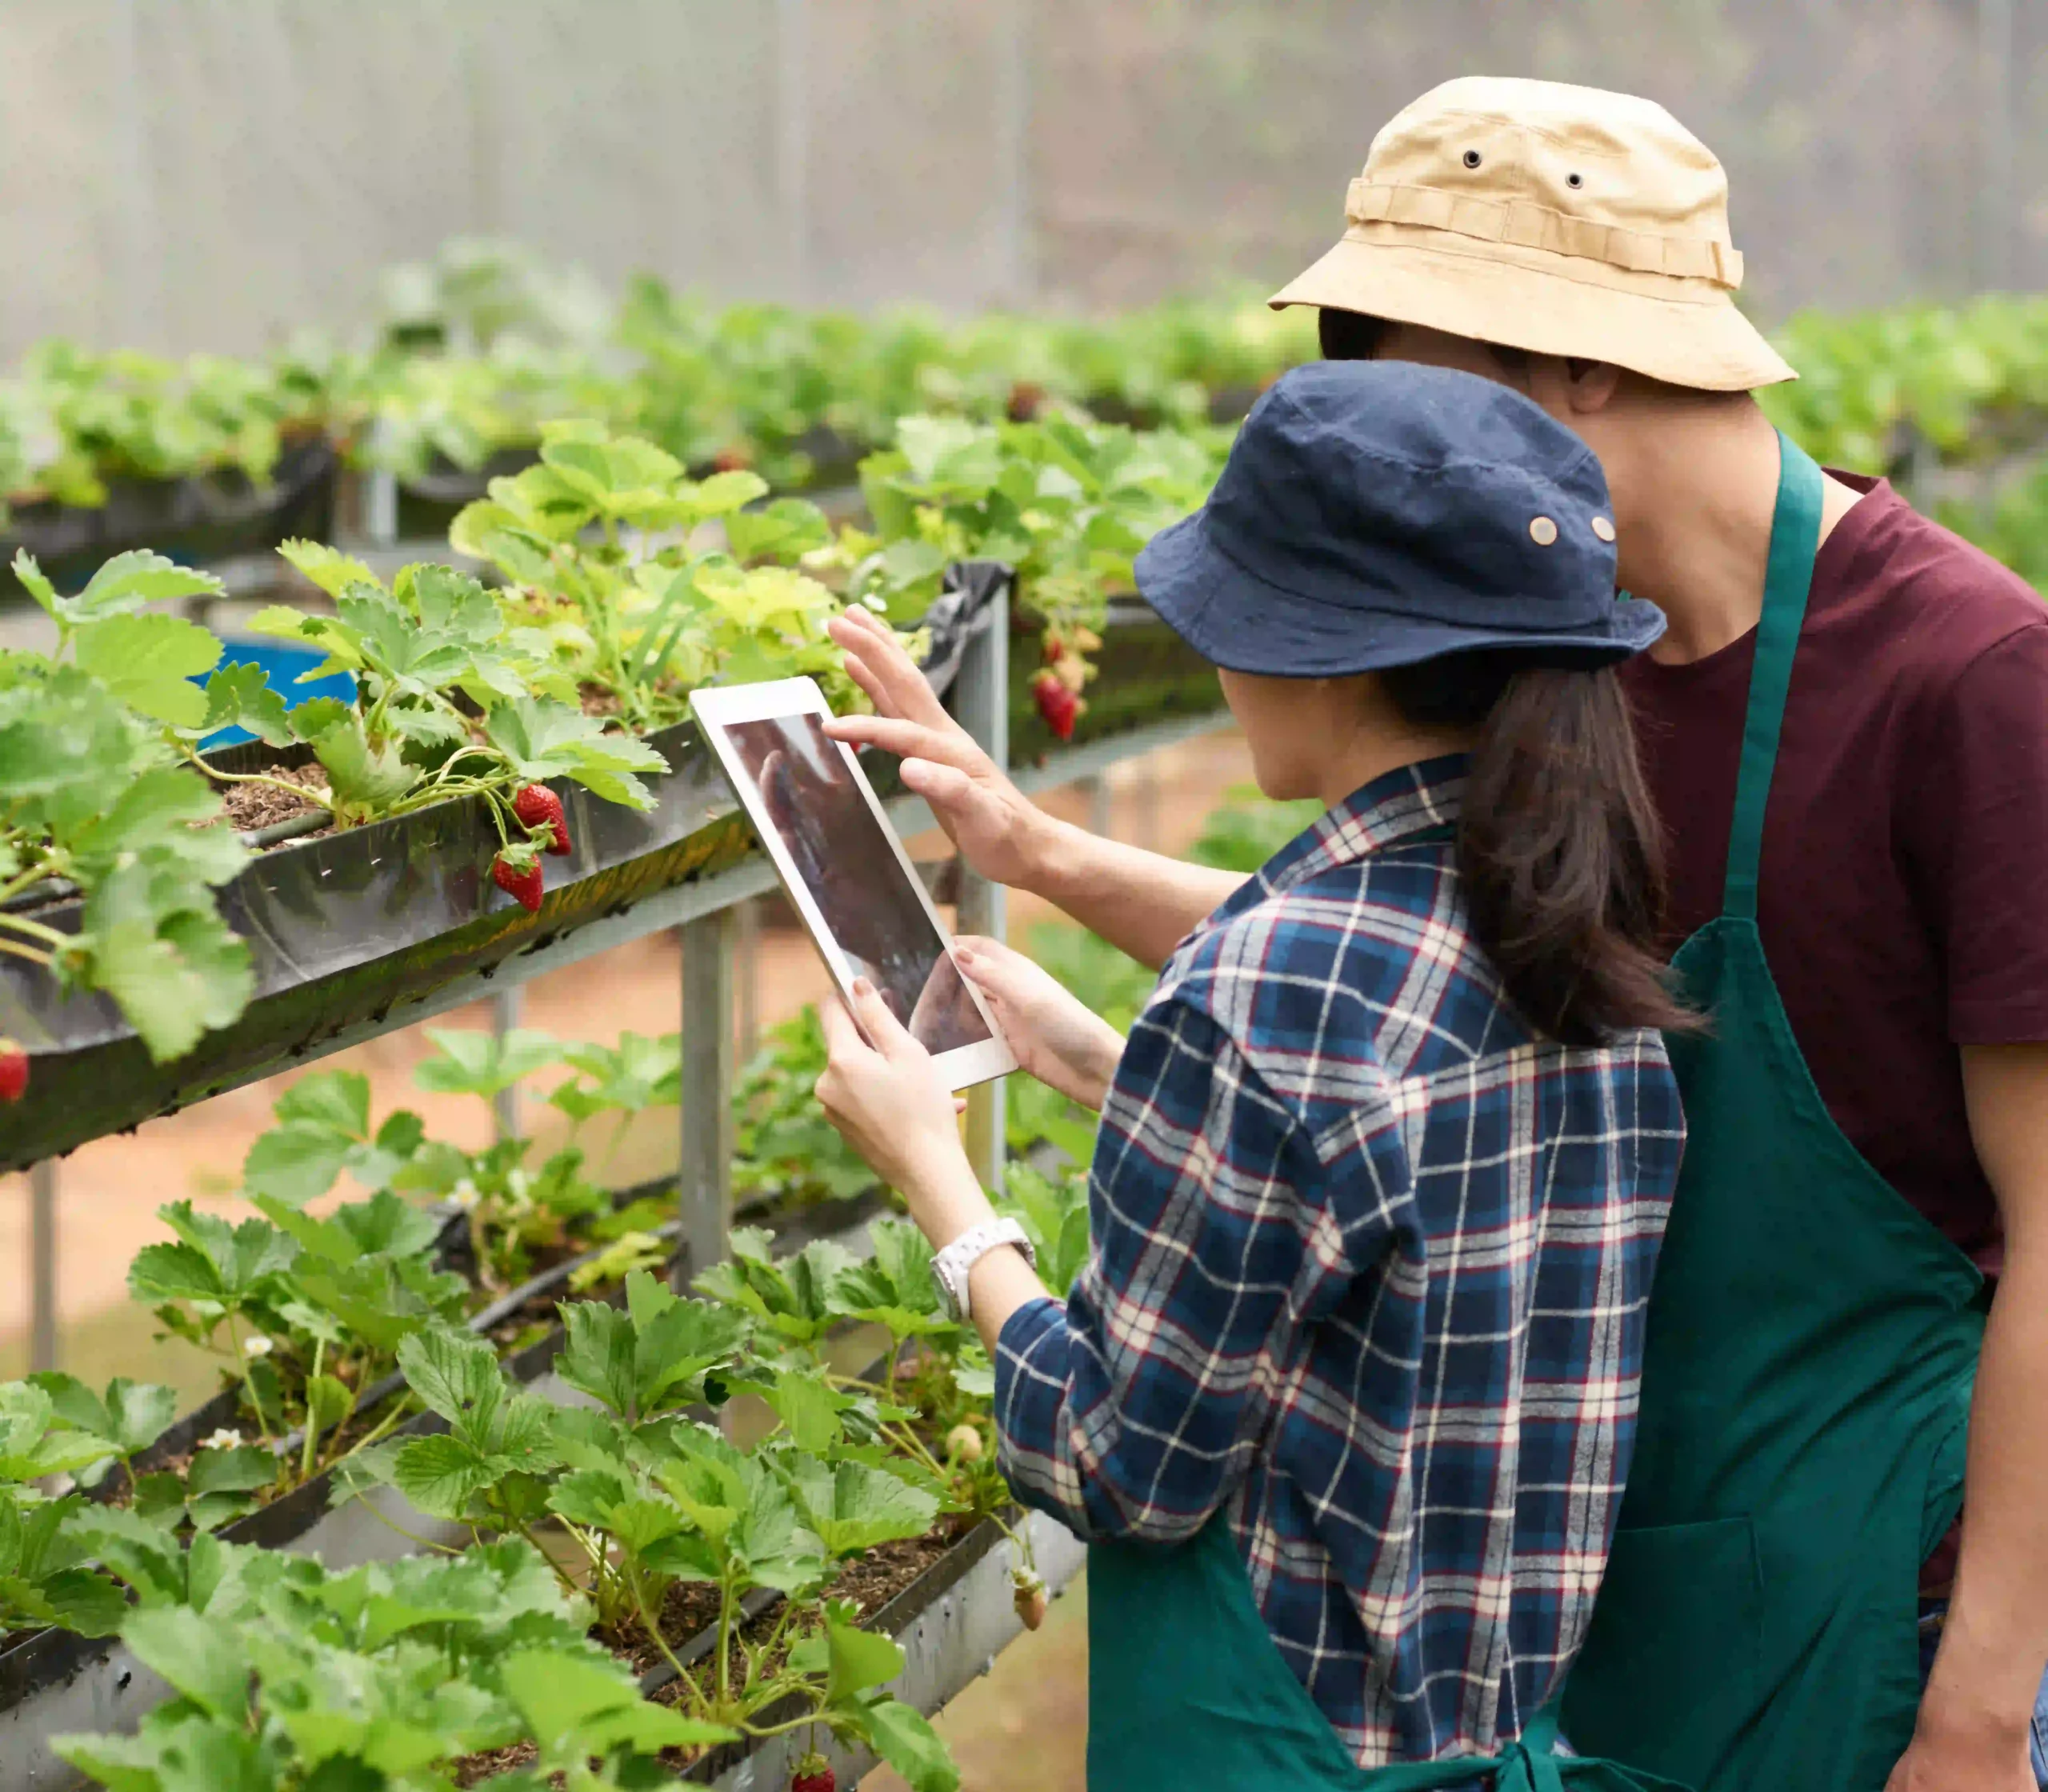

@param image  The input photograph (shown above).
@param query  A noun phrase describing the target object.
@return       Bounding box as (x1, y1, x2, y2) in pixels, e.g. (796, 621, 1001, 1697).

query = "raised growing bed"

(0, 1184, 895, 1790)
(1, 441, 340, 598)
(0, 580, 1218, 1172)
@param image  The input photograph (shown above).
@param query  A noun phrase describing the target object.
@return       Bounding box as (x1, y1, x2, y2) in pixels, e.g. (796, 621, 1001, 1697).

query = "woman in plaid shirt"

(816, 362, 1688, 1791)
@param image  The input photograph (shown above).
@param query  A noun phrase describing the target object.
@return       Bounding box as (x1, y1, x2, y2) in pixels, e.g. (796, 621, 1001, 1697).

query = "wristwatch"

(932, 1219, 1036, 1323)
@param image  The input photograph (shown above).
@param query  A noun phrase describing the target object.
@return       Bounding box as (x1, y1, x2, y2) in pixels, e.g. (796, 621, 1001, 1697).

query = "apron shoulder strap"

(1722, 433, 1826, 920)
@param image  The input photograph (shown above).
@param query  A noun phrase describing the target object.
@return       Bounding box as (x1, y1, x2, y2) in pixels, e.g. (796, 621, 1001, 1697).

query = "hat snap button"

(1528, 516, 1559, 546)
(1590, 515, 1617, 542)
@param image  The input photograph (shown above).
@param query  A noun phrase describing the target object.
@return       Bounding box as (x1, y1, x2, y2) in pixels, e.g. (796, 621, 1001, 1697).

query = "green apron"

(1558, 433, 1987, 1791)
(1089, 1519, 1686, 1791)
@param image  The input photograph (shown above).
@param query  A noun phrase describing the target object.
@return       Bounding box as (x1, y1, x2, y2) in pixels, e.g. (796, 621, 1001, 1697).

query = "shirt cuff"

(993, 1294, 1066, 1444)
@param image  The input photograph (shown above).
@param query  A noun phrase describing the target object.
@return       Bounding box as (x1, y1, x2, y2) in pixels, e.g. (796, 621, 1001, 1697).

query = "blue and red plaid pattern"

(994, 756, 1685, 1768)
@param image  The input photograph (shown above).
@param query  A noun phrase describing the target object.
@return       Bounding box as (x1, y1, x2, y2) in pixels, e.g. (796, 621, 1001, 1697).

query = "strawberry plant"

(52, 1534, 730, 1792)
(826, 412, 1229, 694)
(449, 418, 898, 730)
(236, 538, 667, 858)
(0, 550, 256, 1061)
(3, 339, 334, 509)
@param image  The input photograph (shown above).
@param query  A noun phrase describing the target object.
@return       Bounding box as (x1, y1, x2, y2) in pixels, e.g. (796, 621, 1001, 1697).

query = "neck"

(1613, 400, 1863, 664)
(1317, 724, 1474, 810)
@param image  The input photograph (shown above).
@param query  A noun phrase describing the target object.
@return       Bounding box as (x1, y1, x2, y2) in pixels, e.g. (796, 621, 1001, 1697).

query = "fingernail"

(953, 941, 974, 962)
(852, 976, 874, 998)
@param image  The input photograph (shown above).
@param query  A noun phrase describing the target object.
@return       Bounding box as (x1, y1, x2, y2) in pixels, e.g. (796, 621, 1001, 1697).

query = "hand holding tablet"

(691, 677, 1016, 1091)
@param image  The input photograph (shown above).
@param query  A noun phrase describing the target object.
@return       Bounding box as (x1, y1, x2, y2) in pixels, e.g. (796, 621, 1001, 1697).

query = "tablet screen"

(724, 711, 993, 1055)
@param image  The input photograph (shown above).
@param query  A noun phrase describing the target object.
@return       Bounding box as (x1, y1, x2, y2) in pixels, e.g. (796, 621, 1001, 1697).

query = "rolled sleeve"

(991, 995, 1372, 1545)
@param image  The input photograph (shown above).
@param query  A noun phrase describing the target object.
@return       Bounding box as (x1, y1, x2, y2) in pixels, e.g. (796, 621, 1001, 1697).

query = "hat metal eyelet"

(1529, 516, 1559, 547)
(1462, 149, 1483, 170)
(1567, 171, 1584, 189)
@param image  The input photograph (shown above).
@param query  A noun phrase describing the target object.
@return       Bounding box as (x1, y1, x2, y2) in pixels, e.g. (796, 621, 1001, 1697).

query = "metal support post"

(364, 466, 398, 550)
(1130, 755, 1161, 855)
(954, 587, 1010, 1192)
(491, 986, 522, 1142)
(28, 1161, 57, 1374)
(1086, 771, 1113, 838)
(735, 898, 761, 1064)
(678, 910, 736, 1287)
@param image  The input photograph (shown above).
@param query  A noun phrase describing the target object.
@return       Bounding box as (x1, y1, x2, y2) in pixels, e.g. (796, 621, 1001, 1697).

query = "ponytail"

(1379, 651, 1697, 1047)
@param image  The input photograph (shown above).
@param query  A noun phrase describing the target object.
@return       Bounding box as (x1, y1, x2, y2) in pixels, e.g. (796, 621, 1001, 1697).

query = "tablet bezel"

(690, 675, 1017, 1092)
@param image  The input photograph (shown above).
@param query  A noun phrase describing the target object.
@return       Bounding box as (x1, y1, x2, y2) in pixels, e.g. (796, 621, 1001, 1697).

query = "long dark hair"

(1380, 650, 1695, 1047)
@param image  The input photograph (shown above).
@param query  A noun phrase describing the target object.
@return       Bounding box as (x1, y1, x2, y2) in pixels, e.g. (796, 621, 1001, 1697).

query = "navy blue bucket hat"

(1136, 360, 1666, 675)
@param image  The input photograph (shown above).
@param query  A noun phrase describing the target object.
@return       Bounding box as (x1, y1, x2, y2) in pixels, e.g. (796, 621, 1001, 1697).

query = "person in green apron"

(1277, 77, 2048, 1792)
(814, 359, 1694, 1789)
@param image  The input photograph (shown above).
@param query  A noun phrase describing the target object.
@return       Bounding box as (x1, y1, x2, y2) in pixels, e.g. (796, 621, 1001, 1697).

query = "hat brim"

(1135, 509, 1667, 678)
(1270, 225, 1794, 393)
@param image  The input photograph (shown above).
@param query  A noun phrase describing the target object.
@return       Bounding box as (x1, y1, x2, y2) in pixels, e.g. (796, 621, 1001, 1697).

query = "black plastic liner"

(393, 448, 539, 544)
(0, 441, 340, 597)
(0, 576, 1215, 1172)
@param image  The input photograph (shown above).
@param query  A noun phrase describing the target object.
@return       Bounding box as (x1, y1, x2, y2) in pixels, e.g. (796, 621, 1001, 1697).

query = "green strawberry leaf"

(201, 662, 296, 749)
(119, 1605, 252, 1719)
(413, 1027, 563, 1101)
(277, 538, 381, 600)
(74, 613, 222, 729)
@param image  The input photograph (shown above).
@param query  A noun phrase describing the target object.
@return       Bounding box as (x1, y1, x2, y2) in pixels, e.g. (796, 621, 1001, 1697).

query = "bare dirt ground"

(0, 727, 1258, 1788)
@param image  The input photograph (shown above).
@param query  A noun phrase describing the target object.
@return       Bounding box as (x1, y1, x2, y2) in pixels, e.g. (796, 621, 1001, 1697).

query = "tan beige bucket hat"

(1272, 77, 1794, 391)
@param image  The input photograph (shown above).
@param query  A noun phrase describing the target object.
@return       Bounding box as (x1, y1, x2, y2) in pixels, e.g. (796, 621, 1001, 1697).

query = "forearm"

(1922, 1238, 2048, 1745)
(1022, 810, 1243, 971)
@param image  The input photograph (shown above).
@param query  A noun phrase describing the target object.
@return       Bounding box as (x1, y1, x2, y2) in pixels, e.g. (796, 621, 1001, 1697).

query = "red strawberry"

(713, 446, 753, 474)
(1031, 670, 1079, 741)
(0, 1039, 26, 1103)
(1012, 1568, 1049, 1631)
(512, 784, 571, 855)
(790, 1754, 834, 1792)
(492, 854, 545, 913)
(1007, 380, 1046, 422)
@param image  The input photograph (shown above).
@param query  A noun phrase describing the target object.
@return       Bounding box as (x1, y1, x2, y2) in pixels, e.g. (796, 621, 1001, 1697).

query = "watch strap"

(934, 1218, 1036, 1322)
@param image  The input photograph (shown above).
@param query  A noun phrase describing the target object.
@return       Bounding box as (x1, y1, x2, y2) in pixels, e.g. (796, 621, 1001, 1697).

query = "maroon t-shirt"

(1621, 475, 2048, 1278)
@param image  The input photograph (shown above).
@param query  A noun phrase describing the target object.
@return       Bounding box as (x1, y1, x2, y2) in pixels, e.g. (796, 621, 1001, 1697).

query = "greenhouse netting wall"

(2, 0, 2042, 358)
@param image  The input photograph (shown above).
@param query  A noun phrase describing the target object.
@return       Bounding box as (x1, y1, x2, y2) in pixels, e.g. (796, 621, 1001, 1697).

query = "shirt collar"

(1247, 754, 1468, 904)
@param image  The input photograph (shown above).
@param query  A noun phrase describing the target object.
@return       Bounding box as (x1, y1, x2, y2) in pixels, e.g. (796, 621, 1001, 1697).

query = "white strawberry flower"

(242, 1334, 274, 1358)
(201, 1428, 245, 1452)
(450, 1178, 481, 1213)
(506, 1169, 532, 1201)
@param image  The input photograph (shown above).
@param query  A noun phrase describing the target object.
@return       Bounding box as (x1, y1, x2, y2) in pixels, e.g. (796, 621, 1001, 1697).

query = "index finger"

(822, 711, 982, 770)
(827, 611, 953, 730)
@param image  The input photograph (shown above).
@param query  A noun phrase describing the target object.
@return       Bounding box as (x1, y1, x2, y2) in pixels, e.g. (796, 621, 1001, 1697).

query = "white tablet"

(691, 676, 1017, 1091)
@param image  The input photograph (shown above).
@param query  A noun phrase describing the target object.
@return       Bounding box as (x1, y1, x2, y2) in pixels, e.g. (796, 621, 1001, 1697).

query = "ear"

(1543, 357, 1622, 416)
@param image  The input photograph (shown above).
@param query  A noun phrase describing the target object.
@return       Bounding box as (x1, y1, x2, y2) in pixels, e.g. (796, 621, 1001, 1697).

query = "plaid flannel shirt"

(994, 757, 1684, 1768)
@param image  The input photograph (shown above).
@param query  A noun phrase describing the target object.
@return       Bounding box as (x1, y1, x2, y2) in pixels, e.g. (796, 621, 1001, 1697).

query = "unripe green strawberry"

(946, 1422, 983, 1463)
(1012, 1567, 1048, 1630)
